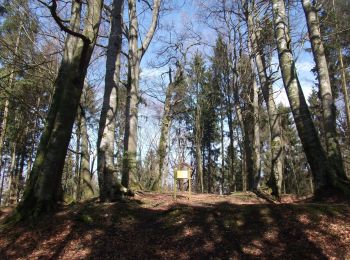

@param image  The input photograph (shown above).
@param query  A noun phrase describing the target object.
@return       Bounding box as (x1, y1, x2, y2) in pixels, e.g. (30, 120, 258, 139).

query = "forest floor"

(0, 191, 350, 259)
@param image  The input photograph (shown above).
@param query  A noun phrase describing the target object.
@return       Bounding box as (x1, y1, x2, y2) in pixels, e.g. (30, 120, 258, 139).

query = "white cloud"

(295, 61, 314, 74)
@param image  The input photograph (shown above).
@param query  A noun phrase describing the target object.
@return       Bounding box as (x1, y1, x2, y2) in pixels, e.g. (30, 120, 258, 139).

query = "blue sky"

(139, 0, 317, 107)
(134, 0, 319, 179)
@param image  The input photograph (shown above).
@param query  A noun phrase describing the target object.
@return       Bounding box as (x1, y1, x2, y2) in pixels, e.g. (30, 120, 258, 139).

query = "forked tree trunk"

(271, 0, 340, 192)
(122, 0, 161, 188)
(246, 7, 284, 196)
(247, 42, 261, 190)
(302, 0, 347, 181)
(97, 0, 124, 201)
(9, 0, 103, 221)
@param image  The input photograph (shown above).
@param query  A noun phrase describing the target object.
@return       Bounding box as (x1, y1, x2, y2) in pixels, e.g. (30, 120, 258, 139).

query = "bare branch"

(37, 0, 91, 44)
(138, 0, 161, 58)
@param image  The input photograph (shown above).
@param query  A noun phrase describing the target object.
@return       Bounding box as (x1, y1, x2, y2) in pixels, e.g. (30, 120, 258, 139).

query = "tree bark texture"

(79, 105, 94, 200)
(302, 0, 347, 181)
(246, 6, 284, 196)
(10, 0, 103, 221)
(122, 0, 161, 188)
(271, 0, 334, 191)
(152, 67, 183, 191)
(97, 0, 124, 201)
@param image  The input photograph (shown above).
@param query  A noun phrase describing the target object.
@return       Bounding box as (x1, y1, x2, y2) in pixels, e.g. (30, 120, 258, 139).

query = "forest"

(0, 0, 350, 258)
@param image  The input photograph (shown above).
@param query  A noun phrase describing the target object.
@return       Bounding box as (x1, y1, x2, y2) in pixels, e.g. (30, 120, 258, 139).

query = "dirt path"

(1, 192, 349, 259)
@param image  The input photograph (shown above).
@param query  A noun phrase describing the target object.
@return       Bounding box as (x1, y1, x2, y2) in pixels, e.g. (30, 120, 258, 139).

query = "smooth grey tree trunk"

(271, 0, 337, 192)
(246, 6, 284, 196)
(97, 0, 124, 201)
(122, 0, 161, 188)
(152, 75, 172, 191)
(9, 0, 103, 221)
(247, 42, 261, 190)
(302, 0, 347, 181)
(7, 144, 17, 205)
(75, 107, 81, 200)
(152, 67, 182, 191)
(79, 105, 94, 200)
(252, 76, 261, 190)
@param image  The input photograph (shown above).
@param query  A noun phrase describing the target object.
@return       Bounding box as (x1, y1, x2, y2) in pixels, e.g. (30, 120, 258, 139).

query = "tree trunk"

(152, 67, 179, 191)
(252, 77, 261, 190)
(79, 106, 94, 200)
(243, 110, 254, 191)
(271, 0, 336, 192)
(0, 166, 6, 205)
(97, 0, 124, 201)
(16, 150, 25, 203)
(227, 104, 235, 192)
(220, 104, 225, 194)
(9, 0, 103, 221)
(195, 79, 204, 193)
(331, 0, 350, 135)
(7, 144, 17, 205)
(246, 7, 284, 196)
(302, 0, 347, 180)
(26, 97, 41, 181)
(75, 106, 81, 200)
(122, 0, 161, 188)
(207, 143, 212, 193)
(338, 49, 350, 135)
(246, 37, 261, 190)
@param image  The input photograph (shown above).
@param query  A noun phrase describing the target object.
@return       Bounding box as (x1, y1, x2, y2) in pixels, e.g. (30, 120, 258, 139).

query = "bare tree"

(244, 1, 284, 196)
(122, 0, 161, 188)
(271, 0, 349, 194)
(97, 0, 125, 202)
(302, 0, 347, 181)
(8, 0, 104, 221)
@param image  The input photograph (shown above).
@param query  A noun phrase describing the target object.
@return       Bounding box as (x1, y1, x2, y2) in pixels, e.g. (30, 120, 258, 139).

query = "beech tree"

(9, 0, 104, 221)
(152, 65, 186, 191)
(122, 0, 161, 188)
(302, 0, 347, 181)
(270, 0, 349, 194)
(244, 1, 284, 196)
(97, 0, 125, 202)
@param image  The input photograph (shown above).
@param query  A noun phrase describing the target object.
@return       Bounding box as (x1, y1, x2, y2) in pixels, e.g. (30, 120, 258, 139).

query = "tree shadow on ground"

(0, 196, 349, 259)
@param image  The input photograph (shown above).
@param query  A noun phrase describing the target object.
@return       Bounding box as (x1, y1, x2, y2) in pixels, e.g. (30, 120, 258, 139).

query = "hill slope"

(1, 192, 349, 259)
